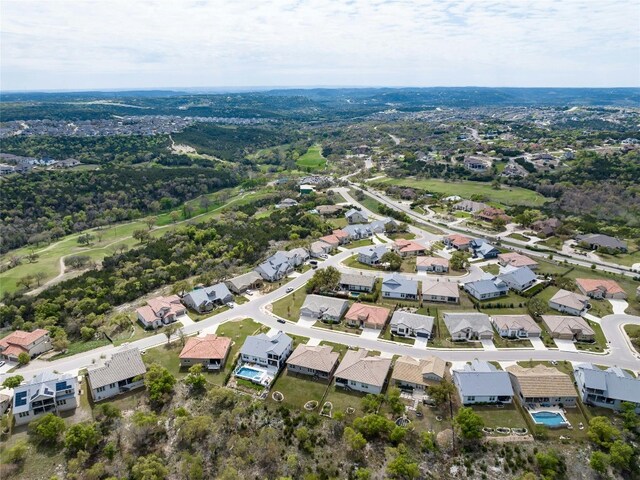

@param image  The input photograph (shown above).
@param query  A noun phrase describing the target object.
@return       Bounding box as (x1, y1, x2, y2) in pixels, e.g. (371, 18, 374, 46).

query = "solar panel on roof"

(15, 391, 27, 407)
(55, 381, 68, 391)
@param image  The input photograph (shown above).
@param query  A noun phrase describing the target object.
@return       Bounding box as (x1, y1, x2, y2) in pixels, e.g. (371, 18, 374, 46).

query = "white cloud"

(1, 0, 638, 90)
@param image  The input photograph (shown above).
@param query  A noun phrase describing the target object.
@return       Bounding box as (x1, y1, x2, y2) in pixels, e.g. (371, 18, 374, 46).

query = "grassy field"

(296, 144, 326, 170)
(272, 290, 308, 320)
(269, 370, 330, 410)
(0, 188, 271, 295)
(324, 385, 366, 417)
(344, 238, 374, 249)
(373, 178, 551, 207)
(516, 360, 574, 375)
(508, 233, 530, 242)
(596, 247, 640, 267)
(624, 324, 640, 353)
(472, 404, 528, 429)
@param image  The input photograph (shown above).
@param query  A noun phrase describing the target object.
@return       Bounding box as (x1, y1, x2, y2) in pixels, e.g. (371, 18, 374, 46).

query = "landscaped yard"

(324, 384, 366, 417)
(508, 233, 530, 242)
(269, 370, 330, 410)
(624, 324, 640, 353)
(343, 254, 382, 271)
(373, 178, 551, 207)
(472, 404, 527, 429)
(381, 327, 415, 345)
(314, 320, 363, 335)
(481, 264, 500, 275)
(296, 144, 327, 170)
(516, 360, 574, 375)
(492, 332, 532, 349)
(576, 320, 607, 353)
(387, 232, 416, 240)
(345, 238, 374, 249)
(537, 236, 565, 250)
(272, 289, 308, 320)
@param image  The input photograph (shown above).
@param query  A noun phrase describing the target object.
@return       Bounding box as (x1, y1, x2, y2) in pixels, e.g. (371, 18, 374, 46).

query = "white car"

(286, 287, 294, 293)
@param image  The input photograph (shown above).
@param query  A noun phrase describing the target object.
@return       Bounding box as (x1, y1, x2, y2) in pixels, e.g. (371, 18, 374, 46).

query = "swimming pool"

(530, 411, 568, 427)
(235, 366, 266, 383)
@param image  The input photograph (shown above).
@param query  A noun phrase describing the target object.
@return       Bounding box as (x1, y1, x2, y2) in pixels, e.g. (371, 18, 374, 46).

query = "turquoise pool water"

(531, 411, 567, 426)
(236, 366, 264, 381)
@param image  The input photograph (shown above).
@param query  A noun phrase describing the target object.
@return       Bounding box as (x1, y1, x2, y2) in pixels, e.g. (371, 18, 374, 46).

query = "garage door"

(416, 332, 430, 338)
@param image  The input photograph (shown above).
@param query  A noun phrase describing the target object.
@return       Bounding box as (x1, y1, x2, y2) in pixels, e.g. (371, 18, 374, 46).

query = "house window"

(57, 399, 66, 406)
(468, 396, 475, 401)
(97, 386, 106, 392)
(19, 412, 29, 418)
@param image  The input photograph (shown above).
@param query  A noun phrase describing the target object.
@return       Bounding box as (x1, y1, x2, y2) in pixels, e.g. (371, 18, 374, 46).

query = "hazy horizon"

(2, 0, 639, 91)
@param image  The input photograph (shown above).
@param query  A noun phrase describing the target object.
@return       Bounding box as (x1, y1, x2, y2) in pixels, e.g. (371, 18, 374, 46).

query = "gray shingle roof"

(454, 361, 514, 397)
(87, 348, 146, 389)
(443, 312, 493, 335)
(340, 273, 376, 289)
(301, 294, 349, 317)
(575, 363, 640, 404)
(499, 266, 537, 287)
(382, 273, 418, 296)
(184, 283, 233, 307)
(240, 332, 292, 358)
(390, 311, 434, 332)
(226, 271, 263, 290)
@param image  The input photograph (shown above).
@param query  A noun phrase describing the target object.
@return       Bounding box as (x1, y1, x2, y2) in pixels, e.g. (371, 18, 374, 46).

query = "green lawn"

(216, 318, 268, 384)
(296, 144, 327, 170)
(516, 360, 574, 376)
(324, 385, 367, 417)
(492, 332, 532, 349)
(596, 248, 640, 267)
(576, 320, 607, 353)
(387, 232, 416, 240)
(481, 264, 500, 275)
(319, 341, 350, 360)
(272, 290, 308, 320)
(345, 238, 374, 249)
(50, 338, 111, 360)
(343, 255, 382, 271)
(624, 324, 640, 353)
(508, 233, 530, 242)
(472, 404, 527, 429)
(382, 327, 415, 345)
(269, 370, 330, 410)
(373, 178, 551, 206)
(538, 236, 565, 250)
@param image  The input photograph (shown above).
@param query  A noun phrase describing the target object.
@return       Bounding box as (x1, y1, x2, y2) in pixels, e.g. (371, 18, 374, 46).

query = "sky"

(1, 0, 639, 91)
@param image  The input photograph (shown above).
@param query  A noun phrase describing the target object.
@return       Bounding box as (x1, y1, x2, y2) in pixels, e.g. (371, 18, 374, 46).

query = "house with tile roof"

(179, 334, 232, 370)
(392, 355, 447, 392)
(381, 273, 418, 300)
(453, 360, 513, 405)
(358, 245, 389, 265)
(13, 372, 78, 426)
(443, 312, 493, 340)
(136, 295, 186, 329)
(416, 256, 449, 273)
(576, 278, 627, 300)
(498, 252, 539, 270)
(574, 363, 640, 413)
(492, 314, 541, 338)
(453, 200, 488, 213)
(507, 364, 577, 407)
(299, 294, 350, 323)
(0, 329, 51, 362)
(286, 344, 339, 379)
(339, 272, 377, 292)
(87, 348, 147, 402)
(476, 207, 511, 224)
(422, 281, 460, 303)
(444, 234, 472, 250)
(239, 331, 293, 372)
(541, 315, 595, 341)
(390, 311, 434, 339)
(182, 283, 234, 313)
(334, 349, 392, 394)
(344, 303, 391, 329)
(392, 239, 427, 257)
(548, 289, 590, 316)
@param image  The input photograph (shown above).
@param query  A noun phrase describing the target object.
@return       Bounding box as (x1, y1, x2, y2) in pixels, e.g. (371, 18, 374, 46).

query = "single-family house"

(358, 245, 388, 265)
(541, 315, 595, 341)
(548, 289, 590, 316)
(416, 256, 449, 273)
(476, 208, 510, 224)
(178, 334, 231, 369)
(87, 348, 147, 402)
(390, 311, 434, 338)
(310, 240, 335, 257)
(286, 344, 339, 379)
(136, 295, 186, 329)
(13, 372, 78, 426)
(453, 360, 514, 404)
(498, 252, 539, 270)
(453, 200, 488, 213)
(392, 239, 427, 257)
(443, 312, 493, 340)
(299, 184, 315, 195)
(422, 281, 460, 303)
(276, 198, 299, 209)
(344, 303, 391, 329)
(381, 274, 418, 300)
(0, 329, 51, 362)
(498, 266, 537, 292)
(316, 205, 344, 216)
(576, 278, 627, 300)
(531, 218, 562, 237)
(339, 273, 377, 292)
(370, 218, 400, 233)
(182, 283, 234, 313)
(334, 349, 392, 394)
(444, 234, 472, 250)
(345, 208, 368, 224)
(507, 365, 578, 407)
(299, 294, 350, 323)
(463, 278, 509, 300)
(464, 156, 492, 172)
(492, 314, 541, 338)
(0, 389, 12, 416)
(392, 355, 447, 391)
(225, 271, 264, 294)
(574, 364, 640, 413)
(343, 224, 373, 240)
(239, 332, 293, 372)
(576, 234, 627, 253)
(469, 238, 500, 259)
(256, 251, 296, 282)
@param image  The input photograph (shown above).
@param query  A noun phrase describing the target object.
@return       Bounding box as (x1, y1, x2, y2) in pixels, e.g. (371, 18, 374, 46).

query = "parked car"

(245, 290, 253, 296)
(226, 302, 235, 308)
(286, 287, 294, 293)
(277, 318, 286, 324)
(0, 361, 5, 367)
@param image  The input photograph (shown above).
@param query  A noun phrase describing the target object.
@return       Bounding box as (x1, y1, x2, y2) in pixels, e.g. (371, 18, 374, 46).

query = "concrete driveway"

(414, 337, 428, 349)
(608, 299, 628, 315)
(529, 337, 548, 351)
(179, 314, 195, 327)
(360, 328, 382, 340)
(554, 339, 577, 351)
(306, 338, 321, 346)
(297, 316, 318, 328)
(480, 339, 497, 351)
(0, 361, 16, 374)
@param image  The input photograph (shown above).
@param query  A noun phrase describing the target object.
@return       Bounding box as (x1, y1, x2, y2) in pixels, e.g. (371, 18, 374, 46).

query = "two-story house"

(13, 372, 78, 426)
(239, 332, 293, 372)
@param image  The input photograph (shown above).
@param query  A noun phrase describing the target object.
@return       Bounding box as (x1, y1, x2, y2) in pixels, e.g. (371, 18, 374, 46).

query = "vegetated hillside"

(0, 165, 240, 253)
(173, 124, 297, 161)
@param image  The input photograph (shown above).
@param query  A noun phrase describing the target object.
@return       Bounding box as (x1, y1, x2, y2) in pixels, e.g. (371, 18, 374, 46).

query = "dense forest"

(0, 165, 241, 252)
(0, 198, 332, 339)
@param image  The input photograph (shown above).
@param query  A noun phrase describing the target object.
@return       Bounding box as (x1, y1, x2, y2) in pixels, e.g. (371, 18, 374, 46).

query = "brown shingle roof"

(391, 355, 447, 387)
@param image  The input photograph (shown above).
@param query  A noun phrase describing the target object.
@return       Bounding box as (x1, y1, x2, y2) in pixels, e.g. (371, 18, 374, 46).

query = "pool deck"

(527, 407, 571, 428)
(234, 363, 275, 386)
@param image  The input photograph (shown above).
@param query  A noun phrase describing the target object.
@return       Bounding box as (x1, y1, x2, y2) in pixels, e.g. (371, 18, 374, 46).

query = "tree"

(609, 440, 633, 470)
(17, 275, 34, 290)
(361, 394, 384, 413)
(164, 322, 179, 345)
(344, 426, 367, 451)
(449, 251, 469, 270)
(590, 451, 610, 475)
(34, 271, 47, 286)
(26, 252, 39, 263)
(535, 450, 563, 479)
(353, 414, 394, 439)
(386, 387, 405, 416)
(381, 251, 402, 271)
(131, 454, 168, 480)
(2, 375, 23, 388)
(619, 401, 640, 430)
(133, 229, 150, 244)
(145, 216, 158, 230)
(77, 233, 94, 246)
(17, 352, 30, 365)
(515, 209, 542, 228)
(94, 403, 122, 429)
(64, 422, 100, 454)
(527, 297, 548, 317)
(52, 330, 69, 351)
(171, 280, 192, 296)
(390, 426, 407, 445)
(4, 440, 28, 465)
(184, 363, 207, 392)
(144, 363, 176, 407)
(428, 379, 456, 408)
(386, 445, 420, 479)
(588, 416, 621, 449)
(453, 407, 484, 441)
(420, 431, 436, 452)
(492, 216, 507, 230)
(306, 266, 341, 293)
(28, 413, 66, 445)
(170, 211, 180, 223)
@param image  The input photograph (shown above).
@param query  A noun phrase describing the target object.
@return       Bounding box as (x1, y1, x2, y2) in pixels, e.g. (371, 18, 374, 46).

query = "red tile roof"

(179, 335, 231, 360)
(576, 278, 625, 296)
(345, 304, 391, 328)
(0, 329, 49, 349)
